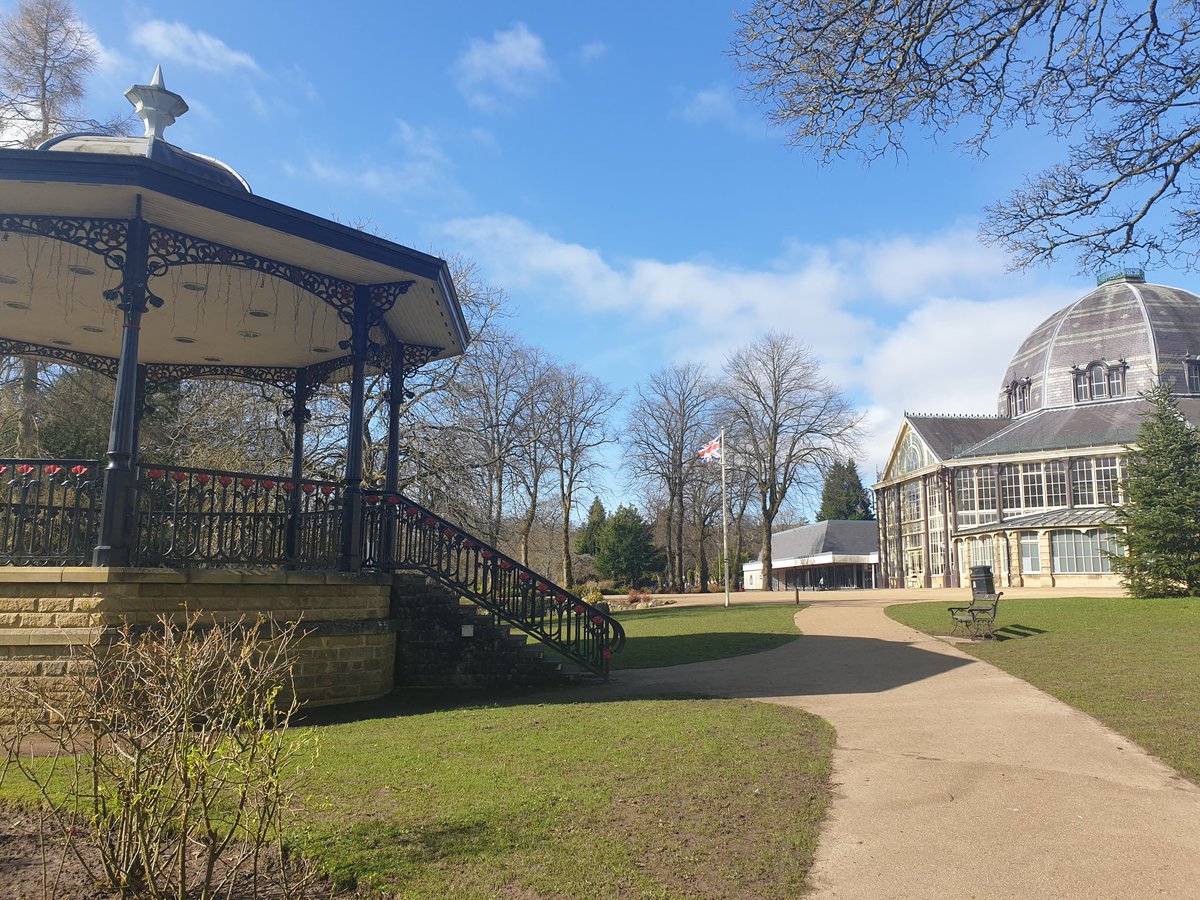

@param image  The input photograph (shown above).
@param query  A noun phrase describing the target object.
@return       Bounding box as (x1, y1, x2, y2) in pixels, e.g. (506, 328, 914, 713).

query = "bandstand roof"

(0, 69, 468, 382)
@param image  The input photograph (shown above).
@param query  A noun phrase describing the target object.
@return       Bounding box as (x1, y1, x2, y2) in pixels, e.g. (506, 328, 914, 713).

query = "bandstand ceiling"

(0, 157, 468, 373)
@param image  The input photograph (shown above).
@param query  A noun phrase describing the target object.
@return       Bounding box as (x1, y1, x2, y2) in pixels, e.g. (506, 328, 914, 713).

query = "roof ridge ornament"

(125, 66, 189, 140)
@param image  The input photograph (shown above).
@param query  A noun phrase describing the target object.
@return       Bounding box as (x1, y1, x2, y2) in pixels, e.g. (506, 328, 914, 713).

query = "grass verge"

(887, 597, 1200, 783)
(612, 603, 802, 669)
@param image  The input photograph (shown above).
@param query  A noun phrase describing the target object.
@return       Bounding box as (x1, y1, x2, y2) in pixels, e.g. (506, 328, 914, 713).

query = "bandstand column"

(385, 339, 405, 493)
(340, 286, 370, 570)
(285, 366, 309, 564)
(94, 207, 150, 566)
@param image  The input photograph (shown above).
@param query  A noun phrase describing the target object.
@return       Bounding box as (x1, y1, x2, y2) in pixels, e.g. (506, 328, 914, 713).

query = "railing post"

(94, 202, 149, 567)
(285, 366, 308, 565)
(340, 286, 369, 571)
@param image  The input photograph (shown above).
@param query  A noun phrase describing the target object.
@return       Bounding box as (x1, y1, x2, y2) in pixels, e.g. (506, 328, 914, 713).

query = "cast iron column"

(93, 206, 150, 566)
(285, 366, 308, 565)
(384, 339, 404, 494)
(340, 286, 370, 570)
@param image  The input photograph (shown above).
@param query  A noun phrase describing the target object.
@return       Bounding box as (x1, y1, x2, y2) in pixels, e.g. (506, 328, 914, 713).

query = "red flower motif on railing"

(147, 469, 163, 479)
(70, 465, 89, 476)
(240, 478, 254, 488)
(573, 604, 586, 614)
(592, 615, 605, 625)
(499, 560, 513, 570)
(0, 465, 8, 475)
(16, 464, 34, 476)
(602, 648, 613, 661)
(441, 526, 456, 538)
(405, 506, 419, 516)
(320, 485, 335, 495)
(218, 475, 233, 486)
(386, 495, 402, 505)
(262, 479, 275, 490)
(283, 481, 295, 491)
(481, 550, 494, 559)
(43, 464, 62, 475)
(364, 493, 380, 504)
(424, 516, 438, 526)
(518, 572, 531, 582)
(462, 538, 476, 549)
(554, 593, 567, 604)
(171, 471, 188, 482)
(195, 474, 211, 485)
(301, 483, 315, 494)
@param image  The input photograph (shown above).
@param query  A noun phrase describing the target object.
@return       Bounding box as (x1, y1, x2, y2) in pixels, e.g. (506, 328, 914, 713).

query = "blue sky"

(54, 1, 1177, 506)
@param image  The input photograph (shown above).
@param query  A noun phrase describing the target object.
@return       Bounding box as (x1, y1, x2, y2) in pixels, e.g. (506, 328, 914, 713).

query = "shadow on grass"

(992, 624, 1049, 641)
(613, 632, 798, 670)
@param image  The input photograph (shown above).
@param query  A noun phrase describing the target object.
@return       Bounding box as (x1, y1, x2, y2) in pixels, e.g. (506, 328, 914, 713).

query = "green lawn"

(887, 597, 1200, 783)
(611, 602, 802, 669)
(290, 697, 835, 898)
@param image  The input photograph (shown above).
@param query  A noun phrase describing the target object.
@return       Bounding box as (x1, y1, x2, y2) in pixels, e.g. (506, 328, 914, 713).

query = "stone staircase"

(390, 573, 586, 688)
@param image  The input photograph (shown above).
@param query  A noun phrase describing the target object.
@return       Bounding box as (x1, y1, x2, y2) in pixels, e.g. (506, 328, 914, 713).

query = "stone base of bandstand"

(0, 568, 397, 710)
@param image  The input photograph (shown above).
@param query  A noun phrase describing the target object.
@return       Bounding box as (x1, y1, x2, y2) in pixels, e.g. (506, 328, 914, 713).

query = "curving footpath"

(609, 597, 1200, 899)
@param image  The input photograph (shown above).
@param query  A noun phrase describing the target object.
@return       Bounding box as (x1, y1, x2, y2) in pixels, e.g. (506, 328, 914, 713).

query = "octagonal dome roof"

(998, 272, 1200, 415)
(37, 66, 250, 193)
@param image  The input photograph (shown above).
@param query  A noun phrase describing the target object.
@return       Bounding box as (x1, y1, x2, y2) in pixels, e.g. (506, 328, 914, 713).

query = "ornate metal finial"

(124, 66, 189, 140)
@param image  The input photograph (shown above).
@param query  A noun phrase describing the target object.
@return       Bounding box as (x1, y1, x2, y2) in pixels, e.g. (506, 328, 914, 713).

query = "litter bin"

(969, 565, 995, 598)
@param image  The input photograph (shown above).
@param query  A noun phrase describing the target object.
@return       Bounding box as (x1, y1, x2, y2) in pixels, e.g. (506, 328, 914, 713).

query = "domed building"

(873, 270, 1200, 590)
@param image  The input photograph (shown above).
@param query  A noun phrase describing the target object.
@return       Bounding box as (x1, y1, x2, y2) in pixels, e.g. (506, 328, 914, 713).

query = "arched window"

(1073, 360, 1127, 402)
(1005, 379, 1031, 416)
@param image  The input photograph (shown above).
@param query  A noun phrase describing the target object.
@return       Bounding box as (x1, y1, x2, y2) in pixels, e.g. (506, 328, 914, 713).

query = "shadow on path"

(600, 632, 975, 701)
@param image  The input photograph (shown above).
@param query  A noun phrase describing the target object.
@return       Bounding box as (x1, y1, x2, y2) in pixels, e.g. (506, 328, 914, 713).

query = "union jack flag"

(698, 436, 721, 463)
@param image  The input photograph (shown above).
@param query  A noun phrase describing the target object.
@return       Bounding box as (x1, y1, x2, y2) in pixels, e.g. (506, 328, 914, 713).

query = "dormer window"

(1187, 358, 1200, 393)
(1073, 360, 1126, 402)
(1005, 379, 1031, 416)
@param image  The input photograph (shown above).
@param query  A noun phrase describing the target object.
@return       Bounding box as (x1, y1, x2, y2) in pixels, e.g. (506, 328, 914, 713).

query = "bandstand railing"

(361, 491, 625, 676)
(132, 463, 343, 568)
(0, 458, 624, 675)
(0, 459, 102, 565)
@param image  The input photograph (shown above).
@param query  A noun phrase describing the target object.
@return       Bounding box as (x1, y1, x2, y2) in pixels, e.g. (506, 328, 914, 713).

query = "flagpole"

(721, 427, 731, 608)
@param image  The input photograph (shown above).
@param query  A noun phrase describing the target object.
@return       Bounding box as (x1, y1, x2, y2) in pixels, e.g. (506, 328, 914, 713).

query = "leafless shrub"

(2, 613, 318, 899)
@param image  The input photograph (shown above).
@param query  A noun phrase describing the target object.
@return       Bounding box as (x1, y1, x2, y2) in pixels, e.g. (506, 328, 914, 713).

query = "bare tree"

(733, 1, 1200, 272)
(625, 363, 716, 592)
(1, 0, 130, 455)
(720, 332, 861, 589)
(510, 350, 557, 566)
(548, 365, 621, 587)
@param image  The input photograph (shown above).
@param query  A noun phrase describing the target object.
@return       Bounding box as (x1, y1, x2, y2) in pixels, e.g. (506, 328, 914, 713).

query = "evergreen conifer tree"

(1112, 381, 1200, 597)
(817, 460, 874, 521)
(575, 496, 607, 555)
(594, 505, 664, 587)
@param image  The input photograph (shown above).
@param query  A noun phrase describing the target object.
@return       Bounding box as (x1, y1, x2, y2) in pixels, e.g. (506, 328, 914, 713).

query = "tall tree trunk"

(698, 528, 709, 592)
(664, 483, 677, 591)
(17, 359, 38, 456)
(674, 476, 685, 590)
(518, 485, 537, 567)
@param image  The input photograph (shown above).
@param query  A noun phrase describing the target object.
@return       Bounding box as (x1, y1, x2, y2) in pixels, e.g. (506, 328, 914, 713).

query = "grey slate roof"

(907, 415, 1010, 460)
(956, 507, 1117, 535)
(771, 520, 879, 560)
(953, 397, 1200, 458)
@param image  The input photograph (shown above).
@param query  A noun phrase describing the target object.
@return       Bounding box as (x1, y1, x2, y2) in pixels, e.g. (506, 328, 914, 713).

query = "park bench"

(948, 593, 1002, 639)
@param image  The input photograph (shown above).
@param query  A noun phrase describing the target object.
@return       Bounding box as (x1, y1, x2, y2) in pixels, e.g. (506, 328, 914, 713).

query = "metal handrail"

(361, 490, 625, 677)
(0, 459, 102, 565)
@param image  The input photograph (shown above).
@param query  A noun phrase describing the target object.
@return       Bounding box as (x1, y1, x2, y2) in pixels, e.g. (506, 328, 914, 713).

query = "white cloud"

(454, 23, 553, 110)
(131, 20, 260, 74)
(444, 214, 1076, 484)
(678, 85, 763, 136)
(578, 41, 607, 64)
(293, 119, 464, 207)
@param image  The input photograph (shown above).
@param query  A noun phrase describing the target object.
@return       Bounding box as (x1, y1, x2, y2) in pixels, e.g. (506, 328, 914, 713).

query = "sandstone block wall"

(0, 568, 396, 709)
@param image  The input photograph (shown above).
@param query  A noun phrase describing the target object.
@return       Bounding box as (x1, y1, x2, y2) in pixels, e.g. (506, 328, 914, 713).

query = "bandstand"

(0, 70, 621, 702)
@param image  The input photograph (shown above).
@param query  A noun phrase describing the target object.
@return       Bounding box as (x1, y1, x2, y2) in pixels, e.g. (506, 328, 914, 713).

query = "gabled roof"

(906, 415, 1010, 459)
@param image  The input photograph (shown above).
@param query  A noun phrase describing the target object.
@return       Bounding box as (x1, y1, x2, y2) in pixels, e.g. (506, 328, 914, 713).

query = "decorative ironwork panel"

(0, 215, 128, 270)
(145, 225, 357, 323)
(0, 339, 120, 379)
(143, 362, 299, 394)
(0, 460, 102, 565)
(369, 281, 416, 315)
(361, 491, 624, 676)
(131, 463, 342, 569)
